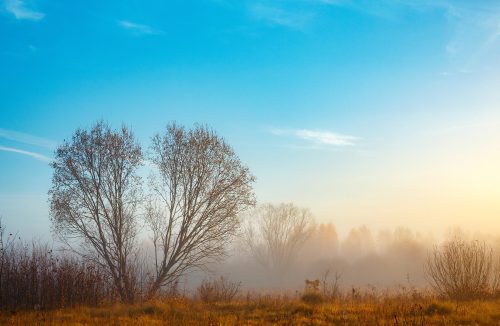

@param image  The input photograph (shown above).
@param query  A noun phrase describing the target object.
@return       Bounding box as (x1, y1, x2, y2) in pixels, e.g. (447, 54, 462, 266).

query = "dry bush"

(425, 238, 492, 300)
(197, 276, 241, 303)
(301, 292, 323, 305)
(492, 258, 500, 291)
(0, 242, 112, 310)
(321, 269, 341, 300)
(301, 279, 323, 304)
(0, 221, 113, 310)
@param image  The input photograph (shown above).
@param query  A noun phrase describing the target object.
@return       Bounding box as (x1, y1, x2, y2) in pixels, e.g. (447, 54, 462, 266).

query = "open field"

(3, 297, 500, 325)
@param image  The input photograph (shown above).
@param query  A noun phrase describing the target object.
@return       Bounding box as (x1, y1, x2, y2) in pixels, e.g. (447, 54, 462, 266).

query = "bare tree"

(146, 123, 255, 297)
(425, 237, 492, 300)
(49, 121, 142, 303)
(242, 203, 313, 276)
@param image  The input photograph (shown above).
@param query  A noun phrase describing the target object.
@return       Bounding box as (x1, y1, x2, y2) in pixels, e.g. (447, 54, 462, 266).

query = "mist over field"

(217, 225, 431, 290)
(182, 224, 500, 292)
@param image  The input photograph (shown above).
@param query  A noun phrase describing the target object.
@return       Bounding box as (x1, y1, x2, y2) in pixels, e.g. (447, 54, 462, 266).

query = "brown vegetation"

(197, 276, 241, 303)
(4, 291, 500, 325)
(0, 223, 112, 310)
(425, 237, 500, 300)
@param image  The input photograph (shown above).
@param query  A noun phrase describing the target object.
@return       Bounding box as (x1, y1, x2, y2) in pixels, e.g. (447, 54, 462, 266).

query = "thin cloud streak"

(319, 0, 500, 73)
(270, 128, 359, 146)
(5, 0, 45, 21)
(0, 128, 57, 149)
(249, 3, 313, 30)
(118, 20, 162, 35)
(422, 121, 500, 136)
(0, 146, 52, 163)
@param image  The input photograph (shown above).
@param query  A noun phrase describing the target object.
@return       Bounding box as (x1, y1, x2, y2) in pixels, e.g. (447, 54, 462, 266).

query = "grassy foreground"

(3, 297, 500, 325)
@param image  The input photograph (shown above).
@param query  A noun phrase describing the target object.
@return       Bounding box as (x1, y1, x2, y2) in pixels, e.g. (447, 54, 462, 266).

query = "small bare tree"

(146, 123, 255, 297)
(49, 121, 142, 303)
(321, 268, 342, 299)
(243, 203, 313, 275)
(425, 237, 492, 300)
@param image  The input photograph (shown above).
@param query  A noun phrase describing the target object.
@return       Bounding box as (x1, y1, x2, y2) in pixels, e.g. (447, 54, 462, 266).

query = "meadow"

(3, 290, 500, 325)
(2, 221, 500, 325)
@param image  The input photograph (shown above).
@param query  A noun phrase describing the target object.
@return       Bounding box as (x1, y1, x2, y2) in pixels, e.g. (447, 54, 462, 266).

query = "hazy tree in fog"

(378, 227, 429, 261)
(340, 225, 375, 261)
(49, 121, 142, 303)
(243, 203, 313, 276)
(146, 123, 255, 297)
(301, 223, 339, 262)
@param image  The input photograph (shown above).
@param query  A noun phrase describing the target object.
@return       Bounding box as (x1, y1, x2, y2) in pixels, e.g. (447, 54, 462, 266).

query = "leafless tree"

(425, 237, 492, 300)
(242, 203, 313, 276)
(146, 123, 255, 297)
(49, 121, 142, 303)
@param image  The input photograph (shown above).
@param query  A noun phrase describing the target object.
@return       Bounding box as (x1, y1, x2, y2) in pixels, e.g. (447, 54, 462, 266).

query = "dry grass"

(0, 241, 112, 311)
(3, 295, 500, 325)
(197, 276, 241, 303)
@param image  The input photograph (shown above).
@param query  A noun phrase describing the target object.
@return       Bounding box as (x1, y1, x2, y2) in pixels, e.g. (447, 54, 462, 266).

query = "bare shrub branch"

(425, 237, 492, 300)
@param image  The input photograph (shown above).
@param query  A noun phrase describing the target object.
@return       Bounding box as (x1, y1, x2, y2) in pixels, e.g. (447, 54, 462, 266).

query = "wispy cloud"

(118, 20, 162, 35)
(309, 0, 500, 73)
(313, 0, 346, 4)
(423, 121, 500, 136)
(270, 128, 359, 147)
(0, 128, 57, 149)
(5, 0, 44, 21)
(0, 146, 52, 163)
(249, 3, 314, 30)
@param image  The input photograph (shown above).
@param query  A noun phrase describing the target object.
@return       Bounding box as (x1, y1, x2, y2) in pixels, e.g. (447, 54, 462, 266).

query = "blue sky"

(1, 0, 500, 239)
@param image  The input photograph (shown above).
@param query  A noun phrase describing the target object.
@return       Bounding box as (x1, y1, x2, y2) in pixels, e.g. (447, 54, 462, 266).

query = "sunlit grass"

(4, 296, 500, 325)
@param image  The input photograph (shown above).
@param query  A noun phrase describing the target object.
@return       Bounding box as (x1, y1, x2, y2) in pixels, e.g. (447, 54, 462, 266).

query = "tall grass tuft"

(0, 221, 112, 310)
(197, 276, 241, 303)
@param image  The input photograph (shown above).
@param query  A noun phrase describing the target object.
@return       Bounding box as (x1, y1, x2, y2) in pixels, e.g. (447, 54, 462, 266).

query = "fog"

(180, 223, 500, 294)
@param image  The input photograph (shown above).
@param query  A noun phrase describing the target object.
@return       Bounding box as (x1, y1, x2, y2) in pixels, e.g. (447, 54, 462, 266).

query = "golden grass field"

(3, 296, 500, 325)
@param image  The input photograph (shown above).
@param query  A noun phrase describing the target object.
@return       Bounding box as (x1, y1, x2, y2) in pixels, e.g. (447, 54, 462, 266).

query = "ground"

(3, 296, 500, 325)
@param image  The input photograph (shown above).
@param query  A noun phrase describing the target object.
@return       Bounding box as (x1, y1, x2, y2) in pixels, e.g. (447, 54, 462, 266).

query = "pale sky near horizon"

(1, 0, 500, 240)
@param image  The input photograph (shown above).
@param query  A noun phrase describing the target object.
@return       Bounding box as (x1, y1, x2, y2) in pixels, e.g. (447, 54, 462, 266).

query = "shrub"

(425, 302, 452, 315)
(197, 276, 241, 303)
(425, 238, 491, 300)
(321, 269, 341, 300)
(301, 292, 323, 305)
(0, 221, 113, 310)
(301, 279, 323, 304)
